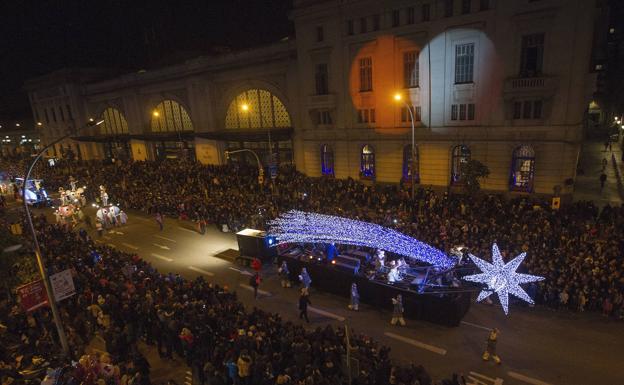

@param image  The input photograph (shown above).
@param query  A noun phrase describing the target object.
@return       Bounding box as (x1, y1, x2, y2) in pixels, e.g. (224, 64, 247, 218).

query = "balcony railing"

(504, 76, 557, 97)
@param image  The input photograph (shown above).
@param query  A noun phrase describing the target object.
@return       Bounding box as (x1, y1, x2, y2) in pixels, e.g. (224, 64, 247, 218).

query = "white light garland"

(268, 210, 454, 268)
(463, 243, 545, 315)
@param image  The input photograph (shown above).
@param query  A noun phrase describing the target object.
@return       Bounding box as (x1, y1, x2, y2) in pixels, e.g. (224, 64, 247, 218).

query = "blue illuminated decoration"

(268, 210, 455, 269)
(463, 243, 545, 315)
(321, 144, 334, 176)
(360, 144, 375, 179)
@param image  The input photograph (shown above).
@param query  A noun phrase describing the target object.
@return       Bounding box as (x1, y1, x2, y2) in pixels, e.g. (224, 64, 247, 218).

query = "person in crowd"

(482, 328, 501, 364)
(299, 267, 312, 290)
(249, 272, 260, 299)
(391, 294, 406, 326)
(298, 288, 311, 323)
(278, 260, 291, 288)
(155, 211, 164, 231)
(349, 283, 360, 311)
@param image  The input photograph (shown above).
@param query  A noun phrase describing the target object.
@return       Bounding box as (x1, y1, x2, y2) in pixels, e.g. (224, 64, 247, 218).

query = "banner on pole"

(50, 269, 76, 302)
(16, 280, 48, 312)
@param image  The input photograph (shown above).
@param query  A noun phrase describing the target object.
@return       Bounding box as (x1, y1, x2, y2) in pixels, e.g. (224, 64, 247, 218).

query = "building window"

(407, 7, 415, 24)
(451, 144, 471, 184)
(151, 100, 194, 132)
(510, 145, 535, 191)
(403, 51, 419, 88)
(520, 33, 544, 77)
(100, 107, 129, 135)
(225, 89, 291, 129)
(34, 110, 40, 122)
(58, 106, 64, 121)
(316, 110, 333, 125)
(359, 57, 373, 91)
(372, 14, 380, 31)
(66, 105, 73, 120)
(347, 20, 354, 35)
(479, 0, 489, 11)
(321, 144, 334, 176)
(451, 104, 475, 121)
(44, 108, 50, 124)
(445, 0, 454, 17)
(401, 106, 421, 123)
(455, 43, 475, 84)
(403, 144, 420, 182)
(462, 0, 471, 14)
(361, 144, 375, 179)
(357, 108, 376, 123)
(392, 9, 400, 27)
(422, 4, 431, 21)
(360, 17, 367, 33)
(315, 63, 329, 95)
(513, 100, 542, 119)
(468, 103, 475, 120)
(316, 26, 324, 42)
(51, 108, 57, 122)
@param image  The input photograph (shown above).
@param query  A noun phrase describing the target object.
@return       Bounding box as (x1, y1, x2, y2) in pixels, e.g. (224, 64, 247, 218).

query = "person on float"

(482, 328, 502, 364)
(390, 294, 406, 326)
(348, 283, 360, 311)
(279, 260, 291, 288)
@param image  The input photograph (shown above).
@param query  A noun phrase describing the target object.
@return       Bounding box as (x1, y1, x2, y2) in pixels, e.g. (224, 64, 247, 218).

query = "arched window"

(100, 107, 129, 135)
(360, 144, 375, 179)
(402, 144, 420, 182)
(151, 100, 194, 132)
(225, 89, 291, 129)
(451, 145, 471, 184)
(510, 145, 535, 191)
(321, 144, 334, 176)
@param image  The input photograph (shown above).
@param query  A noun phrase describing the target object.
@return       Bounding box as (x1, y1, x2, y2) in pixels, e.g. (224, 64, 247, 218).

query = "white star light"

(463, 243, 544, 315)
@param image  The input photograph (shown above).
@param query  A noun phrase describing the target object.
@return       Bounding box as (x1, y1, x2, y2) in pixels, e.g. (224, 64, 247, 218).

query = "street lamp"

(394, 93, 417, 200)
(22, 118, 104, 357)
(239, 103, 276, 186)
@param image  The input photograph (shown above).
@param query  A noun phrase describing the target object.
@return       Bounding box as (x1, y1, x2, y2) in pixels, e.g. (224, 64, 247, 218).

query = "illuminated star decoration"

(463, 243, 544, 315)
(268, 210, 455, 269)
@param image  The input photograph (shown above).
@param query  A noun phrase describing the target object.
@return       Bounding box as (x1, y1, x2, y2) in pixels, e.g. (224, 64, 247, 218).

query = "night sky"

(0, 0, 293, 122)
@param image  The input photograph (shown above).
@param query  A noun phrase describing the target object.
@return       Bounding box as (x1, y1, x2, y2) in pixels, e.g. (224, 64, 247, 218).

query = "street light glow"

(394, 93, 402, 101)
(152, 110, 160, 117)
(37, 122, 42, 126)
(241, 103, 249, 111)
(89, 118, 94, 122)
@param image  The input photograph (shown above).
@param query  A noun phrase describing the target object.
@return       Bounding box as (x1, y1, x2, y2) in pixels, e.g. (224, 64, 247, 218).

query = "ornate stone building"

(25, 0, 599, 195)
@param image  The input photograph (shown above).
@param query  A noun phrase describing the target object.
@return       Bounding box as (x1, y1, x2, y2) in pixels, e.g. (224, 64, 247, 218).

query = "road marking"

(229, 267, 253, 276)
(177, 226, 196, 234)
(188, 266, 214, 276)
(468, 371, 504, 385)
(151, 253, 173, 262)
(121, 242, 139, 250)
(107, 243, 116, 248)
(461, 320, 492, 331)
(95, 240, 104, 244)
(239, 284, 271, 296)
(507, 372, 552, 385)
(153, 234, 177, 243)
(384, 332, 447, 355)
(109, 230, 124, 235)
(152, 243, 171, 250)
(308, 306, 345, 322)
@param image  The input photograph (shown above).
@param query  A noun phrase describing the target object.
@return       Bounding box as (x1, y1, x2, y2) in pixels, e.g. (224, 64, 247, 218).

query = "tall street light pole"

(394, 93, 416, 200)
(22, 119, 104, 357)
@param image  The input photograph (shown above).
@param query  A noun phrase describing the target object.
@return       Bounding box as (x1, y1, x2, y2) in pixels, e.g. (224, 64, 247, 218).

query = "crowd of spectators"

(2, 156, 623, 318)
(1, 212, 450, 385)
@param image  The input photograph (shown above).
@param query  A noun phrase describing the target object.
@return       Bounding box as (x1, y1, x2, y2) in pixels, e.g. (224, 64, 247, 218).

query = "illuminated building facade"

(25, 0, 600, 195)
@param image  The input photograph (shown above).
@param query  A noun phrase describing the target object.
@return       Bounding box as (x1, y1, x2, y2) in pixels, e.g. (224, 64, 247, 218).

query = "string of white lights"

(268, 210, 455, 269)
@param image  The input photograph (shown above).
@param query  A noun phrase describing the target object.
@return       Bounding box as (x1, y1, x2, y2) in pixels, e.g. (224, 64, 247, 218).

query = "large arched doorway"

(100, 107, 130, 160)
(510, 145, 535, 192)
(150, 100, 195, 160)
(223, 89, 293, 168)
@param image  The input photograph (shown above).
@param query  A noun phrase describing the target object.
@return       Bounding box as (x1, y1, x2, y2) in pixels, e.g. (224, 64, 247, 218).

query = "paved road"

(574, 140, 623, 206)
(30, 205, 624, 385)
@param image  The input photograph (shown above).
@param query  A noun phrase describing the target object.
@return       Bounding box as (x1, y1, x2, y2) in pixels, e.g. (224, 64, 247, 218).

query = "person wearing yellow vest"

(482, 328, 501, 364)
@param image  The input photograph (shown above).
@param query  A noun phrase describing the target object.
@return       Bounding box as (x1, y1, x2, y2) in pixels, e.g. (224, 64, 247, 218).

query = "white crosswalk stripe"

(188, 266, 214, 276)
(384, 332, 447, 355)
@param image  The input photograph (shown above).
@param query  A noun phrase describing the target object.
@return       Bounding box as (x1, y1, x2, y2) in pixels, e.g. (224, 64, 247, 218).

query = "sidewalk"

(573, 140, 623, 207)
